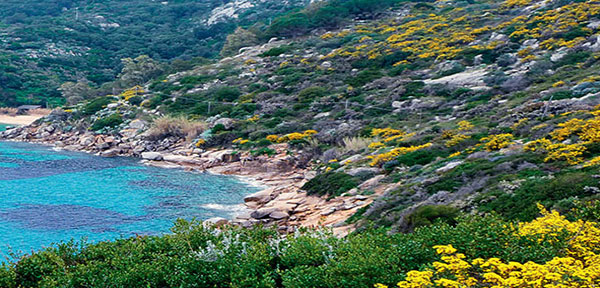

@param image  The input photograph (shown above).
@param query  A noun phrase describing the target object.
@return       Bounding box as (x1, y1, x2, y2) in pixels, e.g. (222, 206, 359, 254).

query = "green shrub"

(479, 171, 600, 221)
(214, 86, 242, 102)
(345, 69, 383, 87)
(0, 214, 572, 288)
(127, 96, 143, 106)
(251, 147, 276, 157)
(302, 172, 358, 197)
(297, 86, 328, 103)
(395, 149, 447, 167)
(211, 124, 227, 133)
(82, 96, 114, 115)
(259, 45, 292, 57)
(90, 114, 123, 131)
(405, 205, 460, 231)
(554, 51, 591, 68)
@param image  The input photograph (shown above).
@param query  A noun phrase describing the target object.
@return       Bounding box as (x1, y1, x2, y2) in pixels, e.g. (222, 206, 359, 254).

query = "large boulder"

(128, 119, 148, 130)
(250, 207, 278, 219)
(244, 188, 274, 204)
(141, 152, 163, 161)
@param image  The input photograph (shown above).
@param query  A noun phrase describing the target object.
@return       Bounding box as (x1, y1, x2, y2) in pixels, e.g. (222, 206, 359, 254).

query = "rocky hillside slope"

(3, 0, 600, 233)
(0, 0, 312, 106)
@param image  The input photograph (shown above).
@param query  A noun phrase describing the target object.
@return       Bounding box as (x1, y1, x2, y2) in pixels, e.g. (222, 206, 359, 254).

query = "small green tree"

(118, 55, 163, 87)
(220, 27, 259, 57)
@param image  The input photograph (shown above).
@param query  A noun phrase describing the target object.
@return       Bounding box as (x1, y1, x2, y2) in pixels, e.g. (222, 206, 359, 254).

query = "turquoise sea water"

(0, 141, 260, 258)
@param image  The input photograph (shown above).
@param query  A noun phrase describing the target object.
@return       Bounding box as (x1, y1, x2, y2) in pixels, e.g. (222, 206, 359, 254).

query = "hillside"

(0, 0, 312, 107)
(1, 0, 600, 286)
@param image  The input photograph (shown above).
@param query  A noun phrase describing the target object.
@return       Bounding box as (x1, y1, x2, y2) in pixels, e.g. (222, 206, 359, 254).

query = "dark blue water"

(0, 141, 260, 257)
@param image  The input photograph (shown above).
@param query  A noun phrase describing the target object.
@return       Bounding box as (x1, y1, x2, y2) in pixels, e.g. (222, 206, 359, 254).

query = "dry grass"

(146, 116, 207, 142)
(340, 136, 373, 153)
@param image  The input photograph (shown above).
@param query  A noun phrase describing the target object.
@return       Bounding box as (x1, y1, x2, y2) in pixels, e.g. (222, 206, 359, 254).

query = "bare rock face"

(269, 210, 289, 220)
(141, 152, 163, 161)
(243, 188, 274, 204)
(250, 207, 278, 219)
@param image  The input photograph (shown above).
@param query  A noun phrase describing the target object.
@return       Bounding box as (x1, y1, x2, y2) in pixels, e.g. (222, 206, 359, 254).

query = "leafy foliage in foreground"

(0, 211, 578, 288)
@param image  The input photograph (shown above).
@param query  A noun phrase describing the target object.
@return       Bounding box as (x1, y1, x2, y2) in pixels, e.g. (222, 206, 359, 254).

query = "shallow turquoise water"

(0, 141, 260, 258)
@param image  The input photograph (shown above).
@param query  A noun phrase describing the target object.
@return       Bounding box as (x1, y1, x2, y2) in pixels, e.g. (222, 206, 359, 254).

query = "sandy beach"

(0, 108, 50, 126)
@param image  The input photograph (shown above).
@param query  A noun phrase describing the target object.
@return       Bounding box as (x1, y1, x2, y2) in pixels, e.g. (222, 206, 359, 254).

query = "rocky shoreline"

(0, 121, 379, 235)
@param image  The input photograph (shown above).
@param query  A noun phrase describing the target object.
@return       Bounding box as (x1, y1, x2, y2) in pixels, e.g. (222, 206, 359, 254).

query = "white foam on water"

(199, 203, 250, 217)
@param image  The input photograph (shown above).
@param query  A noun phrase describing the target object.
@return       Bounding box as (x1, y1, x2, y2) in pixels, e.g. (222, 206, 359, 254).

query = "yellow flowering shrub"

(480, 134, 514, 151)
(511, 118, 529, 130)
(457, 121, 474, 131)
(195, 139, 206, 147)
(523, 138, 552, 152)
(120, 85, 145, 100)
(448, 151, 461, 158)
(372, 127, 406, 138)
(246, 115, 260, 122)
(583, 156, 600, 167)
(377, 206, 600, 288)
(551, 118, 585, 141)
(232, 138, 249, 145)
(369, 142, 385, 150)
(269, 130, 318, 143)
(445, 134, 470, 148)
(368, 143, 432, 166)
(544, 143, 587, 165)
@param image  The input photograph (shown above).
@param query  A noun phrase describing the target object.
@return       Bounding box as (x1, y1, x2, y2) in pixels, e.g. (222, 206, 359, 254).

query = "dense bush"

(82, 97, 114, 116)
(302, 172, 358, 197)
(386, 148, 448, 169)
(404, 205, 460, 231)
(265, 0, 404, 38)
(297, 87, 328, 103)
(90, 114, 123, 131)
(259, 45, 293, 57)
(479, 171, 600, 221)
(0, 213, 574, 288)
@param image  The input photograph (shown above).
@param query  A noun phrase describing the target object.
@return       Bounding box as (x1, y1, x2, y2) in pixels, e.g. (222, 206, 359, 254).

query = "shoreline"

(0, 111, 49, 126)
(0, 124, 376, 235)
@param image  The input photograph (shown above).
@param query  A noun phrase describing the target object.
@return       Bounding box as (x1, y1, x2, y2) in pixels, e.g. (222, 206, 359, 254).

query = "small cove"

(0, 140, 260, 257)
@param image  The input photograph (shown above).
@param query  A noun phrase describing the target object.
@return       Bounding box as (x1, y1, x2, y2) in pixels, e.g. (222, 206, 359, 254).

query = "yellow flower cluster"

(377, 206, 600, 288)
(511, 118, 529, 130)
(322, 0, 600, 74)
(544, 143, 587, 165)
(457, 121, 474, 131)
(232, 138, 249, 145)
(583, 156, 600, 168)
(372, 127, 406, 138)
(443, 121, 474, 147)
(502, 0, 531, 8)
(266, 130, 317, 143)
(523, 138, 552, 152)
(480, 133, 514, 151)
(445, 134, 470, 148)
(368, 143, 432, 166)
(120, 85, 145, 100)
(195, 139, 206, 147)
(369, 142, 385, 150)
(246, 115, 260, 122)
